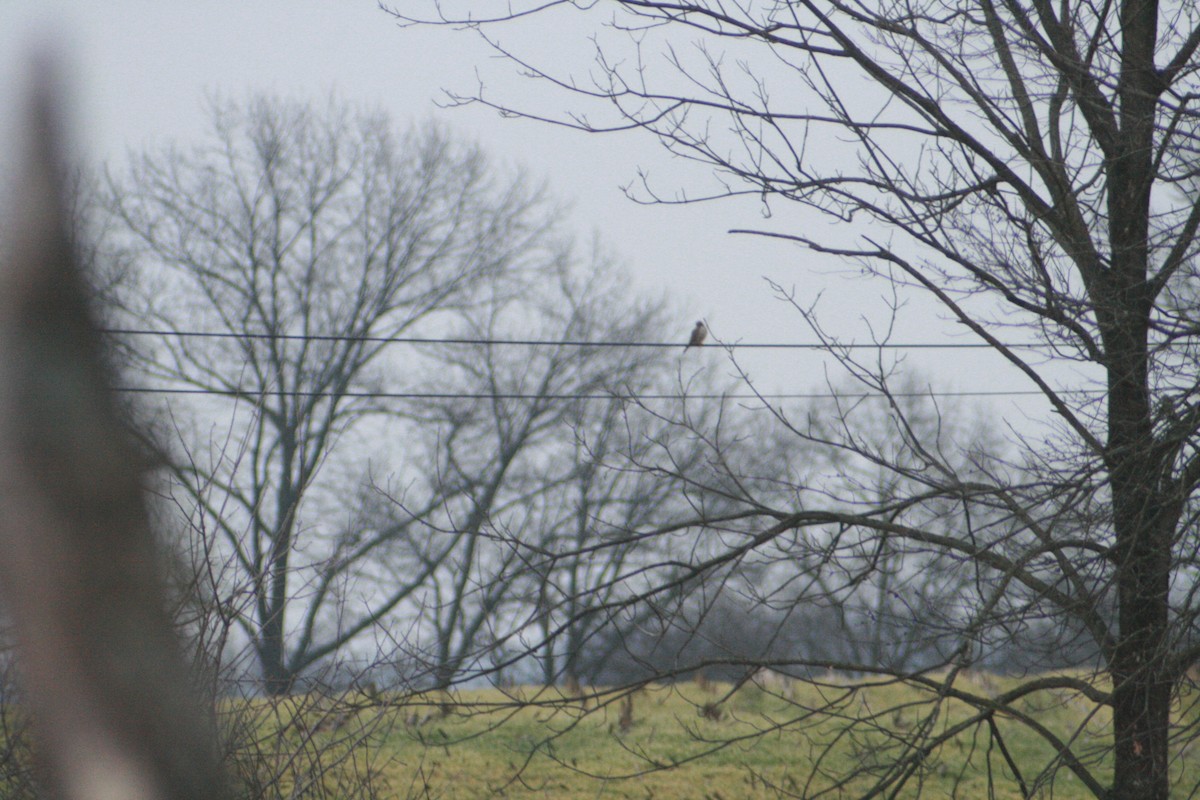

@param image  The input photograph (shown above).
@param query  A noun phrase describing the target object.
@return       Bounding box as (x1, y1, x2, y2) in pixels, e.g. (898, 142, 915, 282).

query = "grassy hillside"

(220, 672, 1200, 799)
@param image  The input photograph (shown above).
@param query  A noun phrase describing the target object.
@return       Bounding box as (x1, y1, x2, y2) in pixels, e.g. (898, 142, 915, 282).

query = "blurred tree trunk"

(0, 63, 225, 800)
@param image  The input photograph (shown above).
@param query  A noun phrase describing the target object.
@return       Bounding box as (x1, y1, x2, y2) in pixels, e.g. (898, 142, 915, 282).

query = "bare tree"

(102, 94, 561, 695)
(523, 393, 690, 688)
(389, 1, 1200, 797)
(371, 250, 696, 689)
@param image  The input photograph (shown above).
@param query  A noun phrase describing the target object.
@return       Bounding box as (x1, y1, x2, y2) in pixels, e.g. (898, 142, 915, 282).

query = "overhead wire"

(102, 327, 1099, 402)
(112, 386, 1103, 402)
(101, 327, 1051, 351)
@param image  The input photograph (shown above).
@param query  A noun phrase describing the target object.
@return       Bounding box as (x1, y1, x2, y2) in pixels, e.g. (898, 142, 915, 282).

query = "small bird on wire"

(683, 320, 708, 352)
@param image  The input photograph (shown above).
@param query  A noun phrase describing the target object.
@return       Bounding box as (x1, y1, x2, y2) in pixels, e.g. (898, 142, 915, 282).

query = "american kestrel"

(684, 320, 707, 351)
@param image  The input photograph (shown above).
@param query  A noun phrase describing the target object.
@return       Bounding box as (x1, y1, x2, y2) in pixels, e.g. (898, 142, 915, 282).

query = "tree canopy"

(389, 1, 1200, 797)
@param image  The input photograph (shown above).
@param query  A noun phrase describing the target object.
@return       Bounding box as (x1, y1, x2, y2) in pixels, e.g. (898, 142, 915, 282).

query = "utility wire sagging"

(113, 386, 1102, 401)
(102, 328, 1101, 402)
(104, 327, 1049, 350)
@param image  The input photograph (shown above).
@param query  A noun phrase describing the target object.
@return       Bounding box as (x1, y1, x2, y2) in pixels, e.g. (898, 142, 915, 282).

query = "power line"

(102, 327, 1048, 351)
(114, 386, 1104, 401)
(105, 328, 1100, 401)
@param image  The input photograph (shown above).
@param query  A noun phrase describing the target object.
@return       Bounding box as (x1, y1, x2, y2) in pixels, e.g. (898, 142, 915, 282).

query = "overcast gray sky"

(0, 0, 1063, 413)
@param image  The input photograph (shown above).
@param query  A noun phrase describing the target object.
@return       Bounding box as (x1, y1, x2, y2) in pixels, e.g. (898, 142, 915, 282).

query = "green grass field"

(227, 673, 1200, 799)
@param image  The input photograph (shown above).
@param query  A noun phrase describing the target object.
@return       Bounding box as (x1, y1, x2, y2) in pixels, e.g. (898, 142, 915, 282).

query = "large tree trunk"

(259, 613, 294, 697)
(1107, 413, 1173, 799)
(1105, 0, 1171, 791)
